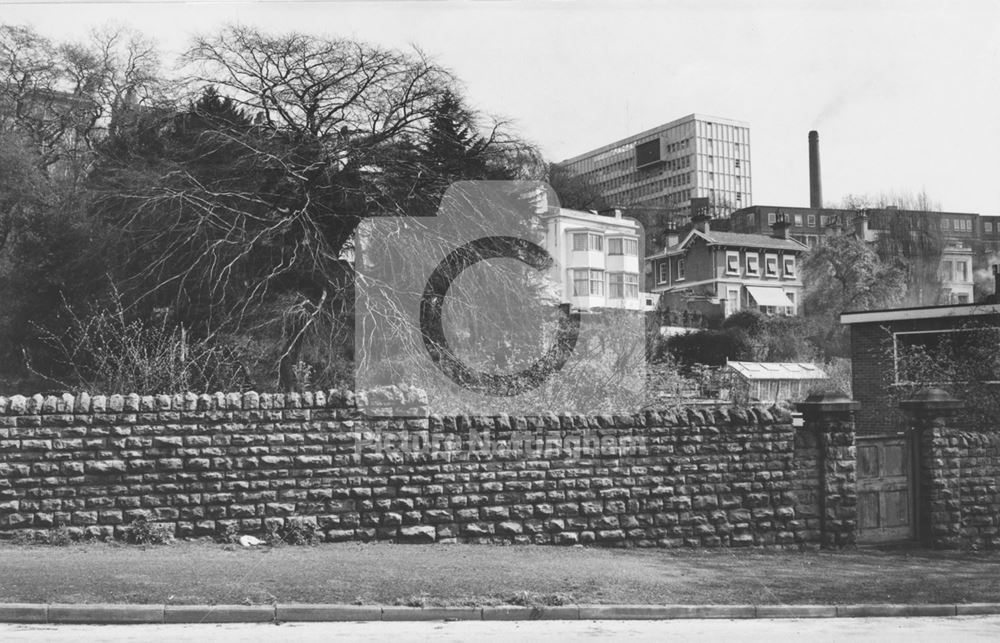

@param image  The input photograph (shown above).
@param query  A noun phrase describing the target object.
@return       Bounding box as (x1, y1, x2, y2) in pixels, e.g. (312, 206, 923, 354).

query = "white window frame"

(725, 251, 740, 275)
(589, 269, 605, 296)
(764, 253, 778, 277)
(726, 288, 740, 315)
(745, 253, 759, 276)
(609, 273, 639, 299)
(608, 237, 638, 256)
(892, 327, 1000, 385)
(657, 261, 669, 284)
(676, 258, 686, 281)
(783, 256, 796, 278)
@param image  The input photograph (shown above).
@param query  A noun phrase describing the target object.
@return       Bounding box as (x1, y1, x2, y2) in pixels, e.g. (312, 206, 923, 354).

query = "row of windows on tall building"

(697, 121, 750, 144)
(665, 138, 692, 154)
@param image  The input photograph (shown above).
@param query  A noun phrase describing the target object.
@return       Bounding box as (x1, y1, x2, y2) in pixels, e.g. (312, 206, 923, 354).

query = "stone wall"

(911, 421, 1000, 550)
(0, 389, 842, 548)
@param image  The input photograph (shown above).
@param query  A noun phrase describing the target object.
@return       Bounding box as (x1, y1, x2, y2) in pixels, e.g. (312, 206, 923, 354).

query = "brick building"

(647, 215, 806, 322)
(841, 302, 1000, 437)
(841, 302, 1000, 545)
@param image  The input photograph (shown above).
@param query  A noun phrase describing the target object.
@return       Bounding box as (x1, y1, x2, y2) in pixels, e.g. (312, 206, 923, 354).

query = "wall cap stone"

(899, 387, 964, 416)
(796, 391, 860, 417)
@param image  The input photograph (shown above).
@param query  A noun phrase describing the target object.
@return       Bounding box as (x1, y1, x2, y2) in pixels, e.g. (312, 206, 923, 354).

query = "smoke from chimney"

(808, 130, 822, 208)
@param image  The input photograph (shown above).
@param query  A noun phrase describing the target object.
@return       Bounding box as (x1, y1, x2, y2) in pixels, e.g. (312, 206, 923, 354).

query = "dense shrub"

(665, 329, 752, 368)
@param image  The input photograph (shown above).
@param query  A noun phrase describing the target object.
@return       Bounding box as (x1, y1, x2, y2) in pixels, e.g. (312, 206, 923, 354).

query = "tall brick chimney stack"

(772, 214, 791, 240)
(809, 131, 823, 209)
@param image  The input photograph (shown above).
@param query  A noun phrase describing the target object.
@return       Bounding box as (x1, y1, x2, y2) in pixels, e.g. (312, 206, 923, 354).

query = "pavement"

(1, 601, 1000, 624)
(5, 617, 1000, 642)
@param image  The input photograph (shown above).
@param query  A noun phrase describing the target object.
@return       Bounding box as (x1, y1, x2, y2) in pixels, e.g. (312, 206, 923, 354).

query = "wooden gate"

(856, 433, 916, 543)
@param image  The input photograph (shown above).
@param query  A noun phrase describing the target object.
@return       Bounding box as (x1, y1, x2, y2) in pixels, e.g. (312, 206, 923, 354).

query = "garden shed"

(723, 361, 828, 405)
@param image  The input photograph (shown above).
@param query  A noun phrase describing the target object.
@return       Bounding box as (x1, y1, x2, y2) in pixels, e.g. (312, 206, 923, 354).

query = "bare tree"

(0, 24, 165, 175)
(839, 190, 945, 306)
(92, 26, 546, 391)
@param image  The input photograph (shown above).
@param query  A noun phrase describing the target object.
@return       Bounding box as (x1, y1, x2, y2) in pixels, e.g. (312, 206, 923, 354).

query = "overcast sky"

(5, 0, 999, 213)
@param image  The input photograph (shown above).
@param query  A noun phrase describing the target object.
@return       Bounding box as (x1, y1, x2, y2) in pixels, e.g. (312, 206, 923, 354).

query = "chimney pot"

(691, 213, 711, 234)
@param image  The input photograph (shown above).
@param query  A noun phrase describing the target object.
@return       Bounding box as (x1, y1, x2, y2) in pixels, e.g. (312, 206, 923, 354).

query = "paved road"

(4, 617, 1000, 642)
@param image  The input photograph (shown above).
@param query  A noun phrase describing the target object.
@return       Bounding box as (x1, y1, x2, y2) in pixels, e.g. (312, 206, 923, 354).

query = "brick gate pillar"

(900, 388, 964, 549)
(797, 392, 859, 548)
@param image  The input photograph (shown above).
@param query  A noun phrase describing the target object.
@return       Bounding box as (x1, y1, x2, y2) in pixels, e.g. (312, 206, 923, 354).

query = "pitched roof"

(726, 361, 828, 381)
(698, 230, 808, 251)
(648, 228, 807, 258)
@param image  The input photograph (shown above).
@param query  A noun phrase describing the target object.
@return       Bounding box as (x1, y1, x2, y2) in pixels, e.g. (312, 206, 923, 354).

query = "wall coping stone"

(899, 387, 964, 416)
(797, 392, 860, 417)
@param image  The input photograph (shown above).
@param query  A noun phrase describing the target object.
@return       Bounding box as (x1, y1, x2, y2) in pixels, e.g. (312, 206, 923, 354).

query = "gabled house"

(647, 215, 807, 321)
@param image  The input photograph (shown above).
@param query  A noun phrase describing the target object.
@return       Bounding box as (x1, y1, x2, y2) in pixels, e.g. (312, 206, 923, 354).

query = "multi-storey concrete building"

(561, 114, 752, 218)
(540, 207, 652, 311)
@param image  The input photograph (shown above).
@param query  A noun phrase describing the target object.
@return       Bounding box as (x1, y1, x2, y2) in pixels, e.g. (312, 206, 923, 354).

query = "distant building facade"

(730, 205, 981, 304)
(561, 114, 752, 218)
(647, 216, 806, 322)
(540, 207, 652, 312)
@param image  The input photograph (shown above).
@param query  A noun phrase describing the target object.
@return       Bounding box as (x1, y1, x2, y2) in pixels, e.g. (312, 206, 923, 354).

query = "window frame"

(892, 327, 1000, 385)
(745, 253, 760, 276)
(764, 253, 779, 277)
(725, 250, 740, 275)
(589, 269, 605, 296)
(657, 261, 669, 284)
(783, 256, 796, 278)
(571, 269, 589, 296)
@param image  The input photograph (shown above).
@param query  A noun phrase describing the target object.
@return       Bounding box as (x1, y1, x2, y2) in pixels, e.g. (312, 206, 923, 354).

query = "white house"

(539, 207, 654, 311)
